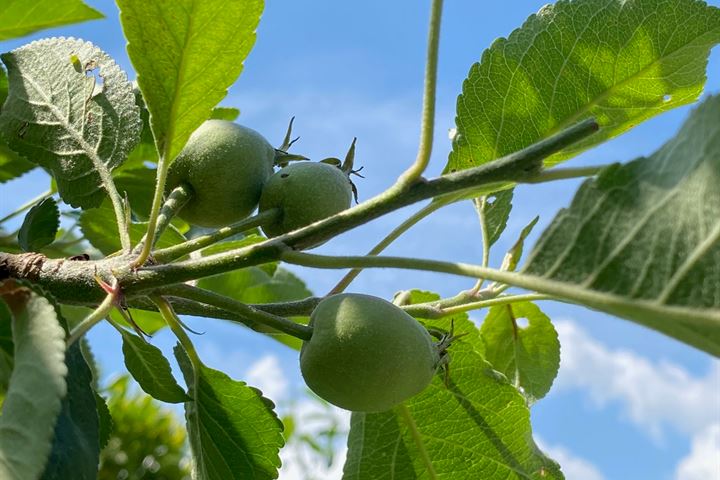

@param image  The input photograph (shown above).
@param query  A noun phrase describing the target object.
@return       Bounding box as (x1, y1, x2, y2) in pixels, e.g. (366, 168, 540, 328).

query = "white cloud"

(536, 438, 606, 480)
(554, 320, 720, 440)
(675, 423, 720, 480)
(245, 355, 290, 400)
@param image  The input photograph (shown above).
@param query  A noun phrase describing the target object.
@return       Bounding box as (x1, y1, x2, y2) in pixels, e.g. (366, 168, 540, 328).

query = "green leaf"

(120, 329, 188, 403)
(18, 197, 59, 252)
(94, 391, 113, 450)
(500, 216, 539, 273)
(447, 0, 720, 173)
(175, 344, 285, 480)
(480, 302, 560, 402)
(110, 308, 167, 335)
(0, 142, 34, 183)
(475, 189, 513, 248)
(117, 0, 263, 162)
(344, 290, 562, 479)
(41, 342, 100, 480)
(0, 0, 102, 41)
(210, 107, 241, 121)
(0, 282, 67, 480)
(80, 201, 185, 255)
(0, 38, 142, 208)
(0, 302, 14, 393)
(523, 94, 720, 356)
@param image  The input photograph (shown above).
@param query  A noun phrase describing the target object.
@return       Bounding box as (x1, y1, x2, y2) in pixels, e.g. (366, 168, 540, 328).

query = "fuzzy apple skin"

(300, 293, 438, 412)
(166, 120, 275, 227)
(258, 162, 352, 237)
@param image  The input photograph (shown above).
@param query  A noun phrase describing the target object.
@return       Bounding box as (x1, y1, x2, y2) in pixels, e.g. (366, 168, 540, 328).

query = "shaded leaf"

(41, 342, 100, 480)
(94, 392, 113, 450)
(0, 0, 102, 41)
(18, 197, 59, 252)
(523, 94, 720, 355)
(0, 281, 67, 480)
(448, 0, 720, 173)
(80, 201, 185, 255)
(475, 189, 513, 248)
(0, 38, 141, 208)
(120, 329, 188, 403)
(175, 344, 284, 480)
(480, 302, 560, 402)
(500, 216, 539, 273)
(117, 0, 262, 162)
(344, 290, 562, 479)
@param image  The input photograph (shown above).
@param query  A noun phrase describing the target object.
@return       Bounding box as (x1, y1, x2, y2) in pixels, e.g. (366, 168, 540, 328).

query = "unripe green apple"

(166, 120, 275, 227)
(300, 293, 439, 412)
(258, 161, 353, 237)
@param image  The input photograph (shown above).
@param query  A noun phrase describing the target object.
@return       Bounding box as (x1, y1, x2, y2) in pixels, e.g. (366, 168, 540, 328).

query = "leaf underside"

(0, 37, 141, 208)
(447, 0, 720, 173)
(523, 94, 720, 356)
(0, 282, 67, 480)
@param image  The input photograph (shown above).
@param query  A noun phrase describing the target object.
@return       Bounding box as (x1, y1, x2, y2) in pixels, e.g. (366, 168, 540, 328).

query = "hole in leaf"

(516, 317, 529, 329)
(663, 94, 672, 103)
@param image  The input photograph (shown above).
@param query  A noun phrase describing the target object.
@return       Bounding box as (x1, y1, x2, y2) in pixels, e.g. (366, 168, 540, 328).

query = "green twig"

(396, 0, 444, 187)
(153, 208, 281, 263)
(134, 183, 192, 255)
(402, 293, 551, 318)
(133, 154, 172, 268)
(523, 165, 608, 183)
(165, 284, 313, 341)
(130, 118, 600, 291)
(67, 290, 117, 346)
(328, 199, 450, 295)
(152, 295, 202, 367)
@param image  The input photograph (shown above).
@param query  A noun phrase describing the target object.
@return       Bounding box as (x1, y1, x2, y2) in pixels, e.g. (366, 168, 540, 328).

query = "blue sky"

(1, 1, 719, 479)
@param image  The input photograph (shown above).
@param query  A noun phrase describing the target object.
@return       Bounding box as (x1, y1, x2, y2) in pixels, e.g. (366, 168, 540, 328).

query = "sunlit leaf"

(0, 0, 102, 41)
(117, 0, 262, 162)
(448, 0, 720, 173)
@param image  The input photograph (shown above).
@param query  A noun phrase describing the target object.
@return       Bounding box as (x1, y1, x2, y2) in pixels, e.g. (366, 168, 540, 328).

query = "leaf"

(500, 216, 539, 273)
(0, 38, 142, 208)
(17, 197, 59, 252)
(210, 107, 241, 121)
(80, 201, 185, 255)
(41, 342, 100, 480)
(94, 391, 113, 450)
(0, 143, 34, 183)
(480, 302, 560, 402)
(0, 281, 67, 480)
(175, 344, 285, 480)
(117, 0, 263, 162)
(447, 0, 720, 173)
(344, 290, 562, 479)
(0, 0, 102, 41)
(522, 94, 720, 356)
(0, 302, 14, 392)
(109, 308, 167, 335)
(120, 329, 188, 403)
(475, 189, 513, 248)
